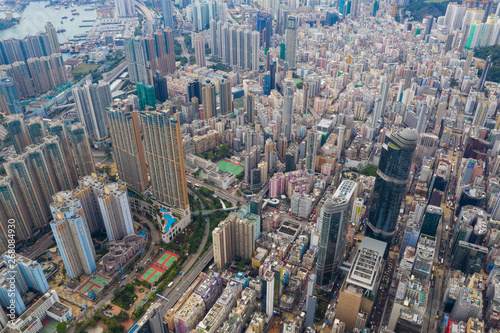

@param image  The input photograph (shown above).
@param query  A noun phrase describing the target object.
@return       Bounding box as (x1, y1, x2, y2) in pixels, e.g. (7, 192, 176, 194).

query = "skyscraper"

(0, 77, 22, 114)
(379, 76, 389, 119)
(26, 117, 47, 144)
(479, 55, 492, 90)
(73, 81, 112, 141)
(282, 80, 294, 141)
(45, 22, 60, 53)
(305, 129, 319, 171)
(137, 83, 156, 110)
(6, 114, 31, 154)
(106, 103, 149, 191)
(124, 37, 149, 83)
(98, 183, 134, 241)
(68, 123, 96, 178)
(285, 16, 298, 68)
(140, 112, 189, 209)
(366, 128, 418, 242)
(50, 193, 97, 279)
(77, 174, 107, 233)
(25, 143, 57, 211)
(210, 19, 218, 57)
(0, 176, 32, 249)
(162, 0, 174, 28)
(245, 93, 255, 123)
(219, 78, 232, 115)
(420, 205, 443, 237)
(317, 180, 357, 287)
(153, 73, 169, 103)
(252, 31, 260, 72)
(5, 154, 49, 229)
(115, 0, 135, 17)
(41, 135, 74, 192)
(47, 120, 79, 186)
(194, 33, 206, 67)
(202, 80, 216, 119)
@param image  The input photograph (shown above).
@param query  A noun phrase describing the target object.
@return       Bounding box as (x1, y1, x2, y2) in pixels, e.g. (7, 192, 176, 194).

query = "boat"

(84, 7, 94, 11)
(57, 28, 66, 32)
(71, 9, 76, 12)
(61, 16, 68, 19)
(72, 12, 79, 15)
(61, 21, 63, 24)
(70, 18, 75, 21)
(55, 5, 60, 9)
(64, 6, 69, 9)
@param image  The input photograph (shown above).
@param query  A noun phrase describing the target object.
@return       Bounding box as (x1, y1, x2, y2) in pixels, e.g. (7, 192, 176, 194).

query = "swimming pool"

(160, 209, 178, 232)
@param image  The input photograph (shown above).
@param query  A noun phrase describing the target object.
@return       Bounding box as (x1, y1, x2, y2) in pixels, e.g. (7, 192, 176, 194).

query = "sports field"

(139, 266, 166, 284)
(217, 159, 244, 176)
(139, 250, 179, 284)
(79, 274, 111, 294)
(155, 250, 179, 270)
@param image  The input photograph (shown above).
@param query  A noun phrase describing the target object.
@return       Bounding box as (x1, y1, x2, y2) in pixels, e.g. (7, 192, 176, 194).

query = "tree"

(189, 55, 196, 65)
(56, 322, 68, 333)
(218, 144, 230, 158)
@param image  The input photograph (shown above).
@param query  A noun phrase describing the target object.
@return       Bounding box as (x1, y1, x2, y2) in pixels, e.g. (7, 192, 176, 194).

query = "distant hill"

(474, 45, 500, 83)
(400, 0, 450, 22)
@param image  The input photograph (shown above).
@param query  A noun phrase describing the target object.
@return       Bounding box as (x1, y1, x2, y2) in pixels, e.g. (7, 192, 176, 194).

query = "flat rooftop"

(346, 237, 386, 291)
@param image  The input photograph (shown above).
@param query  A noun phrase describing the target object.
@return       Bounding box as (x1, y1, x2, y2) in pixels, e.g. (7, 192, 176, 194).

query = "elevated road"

(161, 248, 214, 310)
(187, 176, 247, 205)
(103, 61, 127, 83)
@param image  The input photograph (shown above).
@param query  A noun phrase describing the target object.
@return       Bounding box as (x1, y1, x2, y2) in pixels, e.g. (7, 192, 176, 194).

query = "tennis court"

(139, 265, 166, 284)
(79, 274, 111, 294)
(154, 250, 179, 270)
(217, 159, 244, 176)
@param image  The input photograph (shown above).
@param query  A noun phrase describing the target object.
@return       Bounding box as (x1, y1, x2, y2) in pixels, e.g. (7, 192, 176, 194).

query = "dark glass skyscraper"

(366, 128, 418, 243)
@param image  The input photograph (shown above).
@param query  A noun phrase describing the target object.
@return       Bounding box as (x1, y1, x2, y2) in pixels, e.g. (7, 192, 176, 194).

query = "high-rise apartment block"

(140, 112, 189, 209)
(285, 16, 298, 68)
(45, 22, 60, 53)
(194, 33, 206, 67)
(219, 78, 232, 115)
(98, 183, 135, 241)
(0, 253, 49, 314)
(68, 123, 96, 178)
(202, 81, 216, 119)
(106, 102, 149, 191)
(0, 77, 22, 114)
(213, 206, 260, 270)
(50, 193, 97, 279)
(7, 114, 31, 154)
(115, 0, 135, 17)
(72, 81, 112, 141)
(46, 120, 79, 186)
(124, 29, 176, 84)
(1, 54, 67, 99)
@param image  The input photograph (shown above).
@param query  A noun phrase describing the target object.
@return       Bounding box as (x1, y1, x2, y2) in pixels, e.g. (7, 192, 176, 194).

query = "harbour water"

(0, 1, 97, 42)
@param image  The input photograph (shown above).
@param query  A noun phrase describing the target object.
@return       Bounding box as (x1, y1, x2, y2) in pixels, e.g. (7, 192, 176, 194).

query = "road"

(162, 248, 214, 310)
(187, 176, 247, 205)
(68, 216, 161, 332)
(103, 61, 128, 83)
(135, 0, 155, 35)
(26, 233, 55, 259)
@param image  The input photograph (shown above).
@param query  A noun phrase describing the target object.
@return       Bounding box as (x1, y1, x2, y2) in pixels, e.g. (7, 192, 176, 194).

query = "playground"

(139, 250, 178, 284)
(217, 159, 244, 176)
(79, 274, 111, 295)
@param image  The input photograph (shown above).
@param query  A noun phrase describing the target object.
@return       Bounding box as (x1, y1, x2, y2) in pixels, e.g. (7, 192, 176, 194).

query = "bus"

(168, 282, 174, 288)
